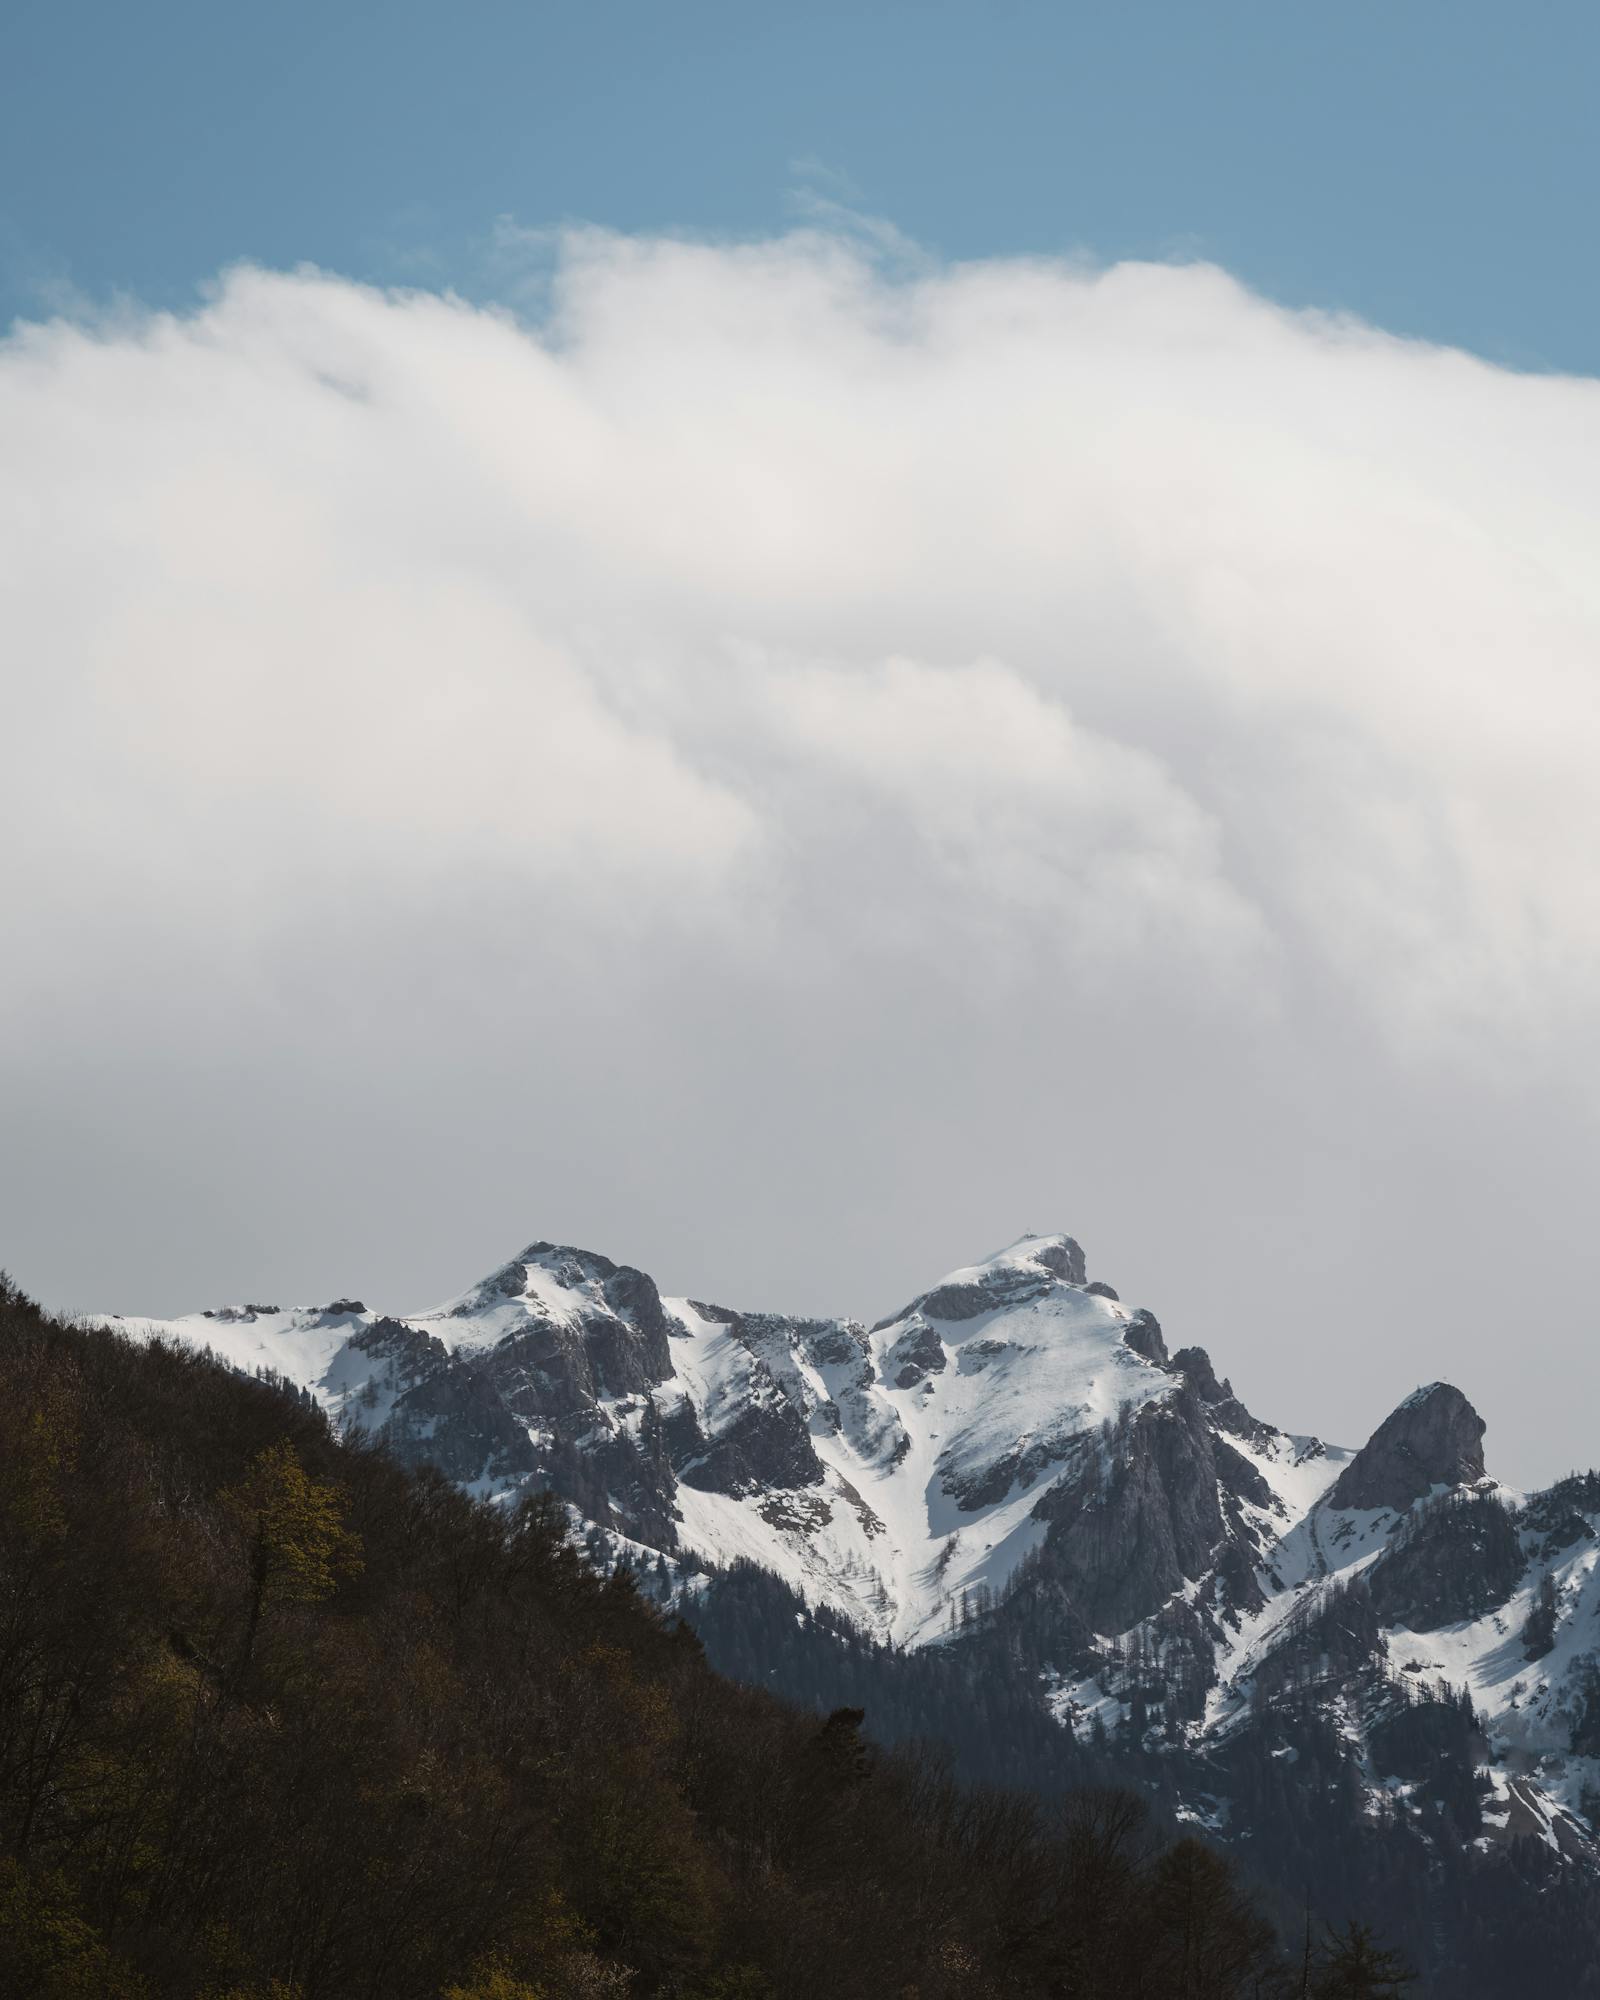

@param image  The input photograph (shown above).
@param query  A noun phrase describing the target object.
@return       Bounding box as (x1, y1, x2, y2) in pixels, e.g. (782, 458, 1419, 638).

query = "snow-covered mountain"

(106, 1229, 1600, 1875)
(109, 1233, 1171, 1639)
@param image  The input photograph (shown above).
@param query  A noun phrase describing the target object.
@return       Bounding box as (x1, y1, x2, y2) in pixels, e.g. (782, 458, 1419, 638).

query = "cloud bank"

(4, 228, 1598, 1478)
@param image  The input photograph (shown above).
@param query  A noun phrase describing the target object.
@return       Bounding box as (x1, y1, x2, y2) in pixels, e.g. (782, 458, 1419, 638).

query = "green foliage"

(0, 1366, 74, 1554)
(220, 1437, 363, 1607)
(0, 1857, 146, 1997)
(441, 1959, 548, 2000)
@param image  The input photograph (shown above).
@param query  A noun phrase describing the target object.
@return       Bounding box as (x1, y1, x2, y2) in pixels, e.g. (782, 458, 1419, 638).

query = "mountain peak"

(874, 1233, 1089, 1331)
(1327, 1380, 1487, 1512)
(993, 1232, 1088, 1283)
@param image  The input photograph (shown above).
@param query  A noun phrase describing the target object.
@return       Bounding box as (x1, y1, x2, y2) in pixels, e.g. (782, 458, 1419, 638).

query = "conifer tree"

(1523, 1571, 1558, 1660)
(1313, 1919, 1416, 1997)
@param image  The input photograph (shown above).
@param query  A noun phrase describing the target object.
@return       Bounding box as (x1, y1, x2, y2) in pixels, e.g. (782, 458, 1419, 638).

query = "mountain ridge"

(106, 1229, 1321, 1646)
(101, 1224, 1600, 1967)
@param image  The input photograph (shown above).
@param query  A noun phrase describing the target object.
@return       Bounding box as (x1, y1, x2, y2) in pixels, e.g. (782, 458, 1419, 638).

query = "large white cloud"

(4, 229, 1598, 1479)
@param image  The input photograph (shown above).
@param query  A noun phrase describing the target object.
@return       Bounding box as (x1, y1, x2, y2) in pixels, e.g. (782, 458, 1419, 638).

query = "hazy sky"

(3, 5, 1598, 1485)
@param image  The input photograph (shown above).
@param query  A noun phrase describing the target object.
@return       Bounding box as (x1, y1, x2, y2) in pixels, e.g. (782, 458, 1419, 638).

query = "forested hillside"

(0, 1276, 1401, 1999)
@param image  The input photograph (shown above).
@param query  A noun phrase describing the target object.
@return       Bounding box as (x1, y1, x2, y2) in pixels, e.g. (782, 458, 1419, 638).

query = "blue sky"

(4, 0, 1597, 371)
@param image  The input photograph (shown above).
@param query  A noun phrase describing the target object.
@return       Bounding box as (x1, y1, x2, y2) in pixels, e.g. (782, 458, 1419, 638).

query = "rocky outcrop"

(653, 1307, 830, 1498)
(885, 1320, 947, 1389)
(1029, 1236, 1088, 1285)
(1170, 1345, 1272, 1446)
(790, 1319, 907, 1466)
(595, 1263, 674, 1379)
(1328, 1382, 1486, 1512)
(1123, 1309, 1168, 1365)
(1170, 1344, 1226, 1403)
(676, 1379, 823, 1497)
(1027, 1391, 1236, 1636)
(380, 1354, 539, 1489)
(1213, 1435, 1275, 1512)
(874, 1234, 1086, 1329)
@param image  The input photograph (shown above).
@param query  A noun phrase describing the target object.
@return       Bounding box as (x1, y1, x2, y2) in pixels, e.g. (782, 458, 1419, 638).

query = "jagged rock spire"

(1328, 1380, 1486, 1512)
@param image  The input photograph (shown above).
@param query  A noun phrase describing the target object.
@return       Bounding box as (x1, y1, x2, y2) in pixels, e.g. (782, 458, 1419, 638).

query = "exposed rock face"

(502, 1243, 675, 1394)
(345, 1248, 685, 1547)
(674, 1324, 826, 1498)
(1329, 1382, 1486, 1512)
(684, 1311, 862, 1493)
(1026, 1389, 1245, 1636)
(1029, 1235, 1088, 1285)
(1123, 1309, 1168, 1365)
(874, 1233, 1087, 1330)
(885, 1320, 947, 1389)
(1171, 1344, 1226, 1403)
(784, 1318, 906, 1466)
(1212, 1435, 1275, 1511)
(1169, 1345, 1272, 1445)
(679, 1396, 822, 1496)
(876, 1280, 982, 1327)
(595, 1264, 675, 1378)
(381, 1353, 541, 1489)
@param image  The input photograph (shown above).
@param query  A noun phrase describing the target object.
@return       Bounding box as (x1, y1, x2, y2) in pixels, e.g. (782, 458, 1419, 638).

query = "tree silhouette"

(1315, 1919, 1417, 1997)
